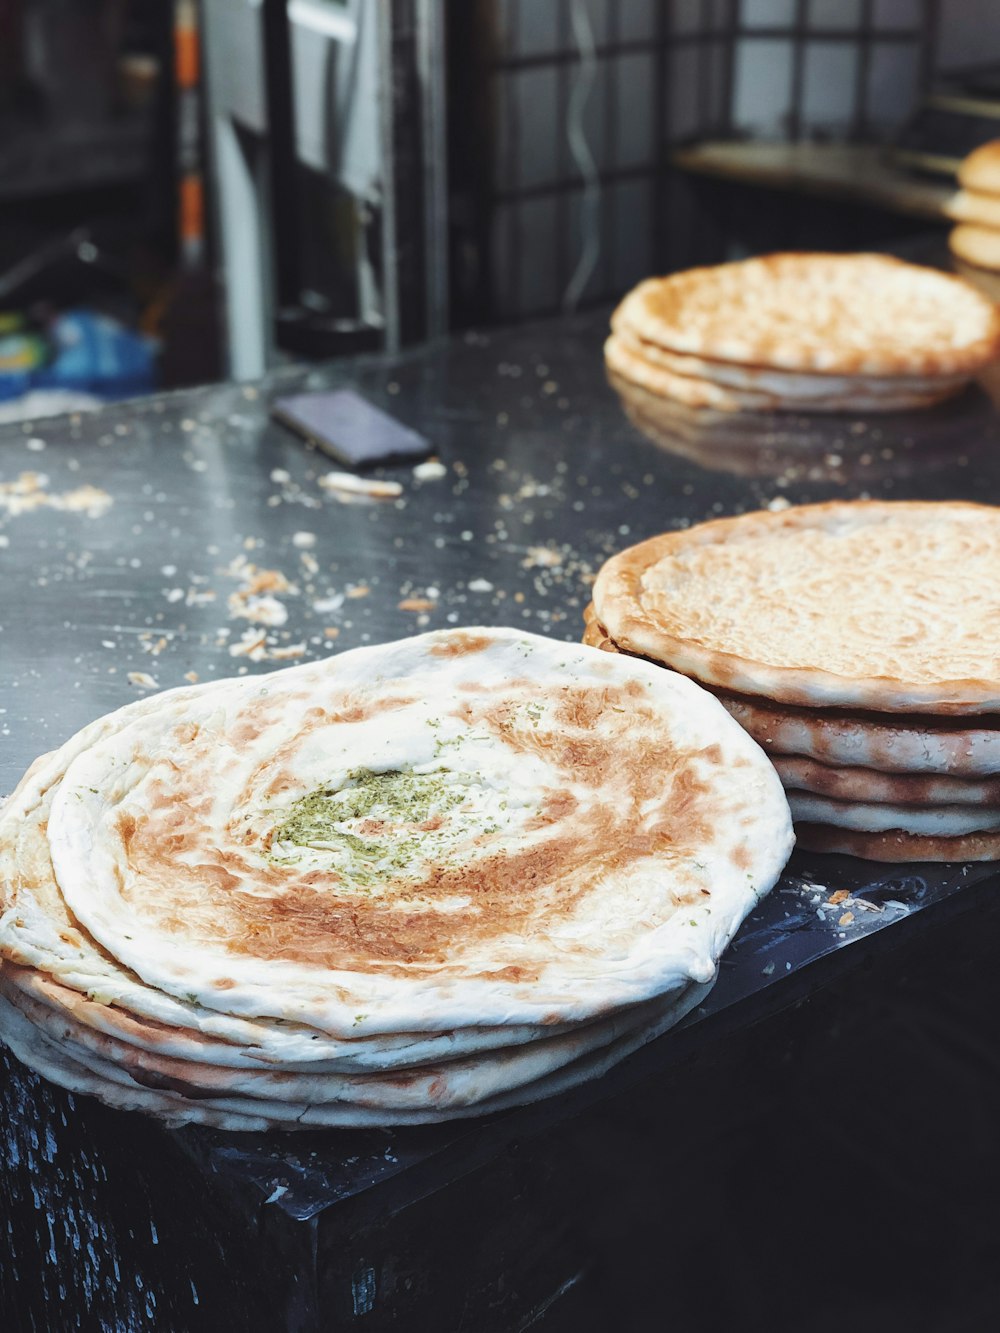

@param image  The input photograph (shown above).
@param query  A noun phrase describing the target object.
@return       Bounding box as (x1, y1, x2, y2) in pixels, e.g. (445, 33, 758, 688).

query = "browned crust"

(612, 253, 1000, 377)
(110, 673, 721, 977)
(794, 822, 1000, 863)
(581, 604, 1000, 776)
(591, 501, 1000, 716)
(772, 755, 1000, 807)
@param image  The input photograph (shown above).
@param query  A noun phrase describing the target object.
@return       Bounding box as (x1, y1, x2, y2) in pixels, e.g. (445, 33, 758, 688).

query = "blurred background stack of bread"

(948, 142, 1000, 272)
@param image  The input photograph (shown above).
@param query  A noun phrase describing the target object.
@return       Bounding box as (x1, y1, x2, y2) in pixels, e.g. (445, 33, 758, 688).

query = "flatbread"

(42, 629, 792, 1037)
(610, 325, 967, 404)
(604, 334, 957, 414)
(592, 501, 1000, 715)
(946, 188, 1000, 229)
(582, 604, 1000, 776)
(949, 224, 1000, 273)
(795, 823, 1000, 864)
(0, 962, 693, 1112)
(958, 141, 1000, 196)
(613, 254, 1000, 377)
(1, 718, 567, 1071)
(0, 991, 278, 1131)
(786, 792, 1000, 836)
(0, 977, 713, 1128)
(605, 334, 778, 411)
(772, 755, 1000, 807)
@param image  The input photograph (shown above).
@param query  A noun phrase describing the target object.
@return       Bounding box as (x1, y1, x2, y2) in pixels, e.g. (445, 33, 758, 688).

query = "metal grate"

(448, 0, 942, 325)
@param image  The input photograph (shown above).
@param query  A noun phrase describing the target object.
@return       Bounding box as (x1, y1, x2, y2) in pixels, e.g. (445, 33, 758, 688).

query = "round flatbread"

(582, 603, 1000, 776)
(610, 325, 966, 404)
(43, 629, 792, 1038)
(795, 823, 1000, 864)
(592, 501, 1000, 715)
(0, 710, 566, 1072)
(772, 755, 1000, 807)
(958, 141, 1000, 196)
(0, 977, 713, 1128)
(949, 224, 1000, 273)
(946, 188, 1000, 229)
(0, 963, 693, 1112)
(604, 334, 957, 415)
(786, 792, 1000, 836)
(612, 254, 1000, 377)
(605, 334, 777, 411)
(0, 991, 278, 1131)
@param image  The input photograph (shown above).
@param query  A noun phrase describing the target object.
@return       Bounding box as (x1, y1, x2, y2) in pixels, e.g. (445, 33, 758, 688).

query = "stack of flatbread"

(606, 253, 1000, 413)
(586, 501, 1000, 863)
(0, 628, 791, 1130)
(948, 141, 1000, 273)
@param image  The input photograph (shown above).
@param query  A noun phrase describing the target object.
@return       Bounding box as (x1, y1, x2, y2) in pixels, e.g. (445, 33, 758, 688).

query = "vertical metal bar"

(651, 0, 670, 272)
(917, 0, 941, 99)
(698, 0, 713, 131)
(605, 0, 620, 297)
(416, 0, 450, 338)
(377, 0, 401, 349)
(260, 0, 299, 309)
(852, 0, 874, 141)
(721, 0, 739, 136)
(787, 0, 808, 143)
(507, 0, 523, 316)
(555, 0, 571, 303)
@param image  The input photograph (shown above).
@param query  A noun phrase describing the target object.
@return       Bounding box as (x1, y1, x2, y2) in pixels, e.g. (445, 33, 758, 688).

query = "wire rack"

(448, 0, 942, 325)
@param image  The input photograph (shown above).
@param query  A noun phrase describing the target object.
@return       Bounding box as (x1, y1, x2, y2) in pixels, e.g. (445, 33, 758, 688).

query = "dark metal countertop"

(3, 309, 1000, 1240)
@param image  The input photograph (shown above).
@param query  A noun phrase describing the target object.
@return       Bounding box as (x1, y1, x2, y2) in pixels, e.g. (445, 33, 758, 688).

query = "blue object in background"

(0, 310, 157, 403)
(34, 311, 157, 399)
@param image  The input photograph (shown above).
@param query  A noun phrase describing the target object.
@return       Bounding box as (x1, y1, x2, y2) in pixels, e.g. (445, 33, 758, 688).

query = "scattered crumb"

(522, 545, 563, 569)
(0, 471, 113, 518)
(838, 912, 855, 927)
(412, 459, 447, 481)
(323, 627, 340, 640)
(228, 592, 288, 626)
(184, 671, 200, 683)
(828, 889, 850, 905)
(291, 531, 316, 548)
(398, 597, 437, 613)
(318, 472, 402, 500)
(467, 577, 493, 593)
(228, 629, 306, 662)
(224, 559, 298, 625)
(127, 671, 158, 690)
(766, 496, 791, 512)
(346, 584, 370, 600)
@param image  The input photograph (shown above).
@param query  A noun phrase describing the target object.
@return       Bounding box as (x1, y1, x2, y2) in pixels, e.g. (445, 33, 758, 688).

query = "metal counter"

(2, 310, 1000, 1330)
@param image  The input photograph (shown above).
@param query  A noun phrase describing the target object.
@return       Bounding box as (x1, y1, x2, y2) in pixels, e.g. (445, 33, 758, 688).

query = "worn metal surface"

(2, 310, 1000, 1328)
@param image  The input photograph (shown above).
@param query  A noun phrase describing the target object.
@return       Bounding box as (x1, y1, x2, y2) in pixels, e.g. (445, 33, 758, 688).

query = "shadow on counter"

(607, 370, 1000, 487)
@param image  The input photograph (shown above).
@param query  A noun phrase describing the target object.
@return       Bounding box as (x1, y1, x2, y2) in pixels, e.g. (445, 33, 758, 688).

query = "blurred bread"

(949, 223, 1000, 273)
(957, 140, 1000, 197)
(946, 188, 1000, 229)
